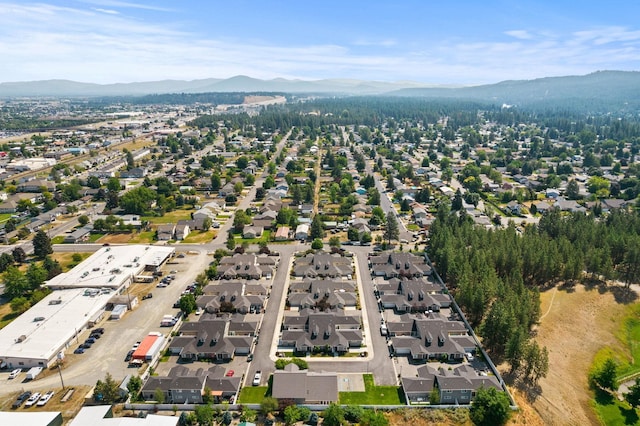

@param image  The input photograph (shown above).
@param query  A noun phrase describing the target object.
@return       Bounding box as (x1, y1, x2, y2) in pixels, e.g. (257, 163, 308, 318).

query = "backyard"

(339, 374, 404, 405)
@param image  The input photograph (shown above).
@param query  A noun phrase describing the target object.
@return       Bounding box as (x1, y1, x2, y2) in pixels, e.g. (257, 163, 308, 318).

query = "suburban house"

(295, 224, 309, 241)
(271, 363, 339, 404)
(390, 314, 476, 361)
(175, 223, 190, 240)
(218, 181, 236, 197)
(17, 179, 56, 192)
(197, 281, 266, 314)
(292, 252, 353, 278)
(280, 309, 363, 355)
(274, 226, 290, 241)
(0, 198, 17, 213)
(288, 279, 358, 310)
(168, 315, 256, 362)
(141, 365, 241, 403)
(413, 206, 428, 220)
(64, 226, 92, 243)
(242, 226, 263, 239)
(402, 364, 501, 405)
(216, 253, 277, 280)
(376, 277, 451, 313)
(156, 223, 176, 241)
(120, 167, 147, 178)
(370, 252, 432, 279)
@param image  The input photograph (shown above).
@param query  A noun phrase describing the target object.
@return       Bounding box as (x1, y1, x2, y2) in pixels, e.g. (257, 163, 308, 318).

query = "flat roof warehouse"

(0, 245, 175, 369)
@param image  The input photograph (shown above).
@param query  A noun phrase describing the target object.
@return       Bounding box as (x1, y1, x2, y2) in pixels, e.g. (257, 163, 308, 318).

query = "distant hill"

(0, 76, 430, 97)
(390, 71, 640, 111)
(2, 72, 639, 113)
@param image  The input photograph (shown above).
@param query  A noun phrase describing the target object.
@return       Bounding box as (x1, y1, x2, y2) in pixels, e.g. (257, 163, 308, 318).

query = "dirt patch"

(99, 233, 133, 244)
(244, 95, 277, 104)
(0, 385, 91, 422)
(526, 284, 628, 425)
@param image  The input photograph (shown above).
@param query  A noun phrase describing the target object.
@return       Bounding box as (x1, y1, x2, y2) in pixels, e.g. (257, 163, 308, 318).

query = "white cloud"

(79, 0, 173, 12)
(0, 3, 639, 85)
(94, 8, 119, 15)
(505, 30, 533, 40)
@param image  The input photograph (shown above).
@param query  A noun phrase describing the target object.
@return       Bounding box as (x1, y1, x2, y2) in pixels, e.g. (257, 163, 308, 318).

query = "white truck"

(26, 366, 43, 380)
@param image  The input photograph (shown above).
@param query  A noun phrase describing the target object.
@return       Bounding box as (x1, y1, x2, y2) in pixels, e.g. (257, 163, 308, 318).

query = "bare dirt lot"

(528, 284, 629, 425)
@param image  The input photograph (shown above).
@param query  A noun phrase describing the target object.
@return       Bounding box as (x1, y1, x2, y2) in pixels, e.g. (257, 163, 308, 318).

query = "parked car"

(8, 368, 21, 379)
(37, 391, 55, 406)
(252, 371, 262, 386)
(11, 391, 31, 409)
(24, 392, 41, 407)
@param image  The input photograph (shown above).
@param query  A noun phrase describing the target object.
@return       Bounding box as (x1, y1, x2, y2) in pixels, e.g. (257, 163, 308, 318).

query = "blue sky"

(1, 0, 640, 85)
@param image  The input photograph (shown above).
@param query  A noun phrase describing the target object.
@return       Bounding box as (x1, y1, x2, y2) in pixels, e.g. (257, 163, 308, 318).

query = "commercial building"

(0, 288, 113, 369)
(0, 245, 175, 368)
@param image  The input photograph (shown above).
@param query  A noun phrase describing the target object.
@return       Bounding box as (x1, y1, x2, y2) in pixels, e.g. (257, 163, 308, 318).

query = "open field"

(98, 233, 136, 244)
(128, 231, 155, 244)
(530, 284, 630, 425)
(142, 209, 194, 224)
(50, 252, 92, 271)
(181, 230, 215, 244)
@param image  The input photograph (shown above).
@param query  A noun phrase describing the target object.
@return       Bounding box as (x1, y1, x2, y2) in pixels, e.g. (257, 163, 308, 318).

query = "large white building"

(0, 245, 175, 369)
(45, 245, 175, 290)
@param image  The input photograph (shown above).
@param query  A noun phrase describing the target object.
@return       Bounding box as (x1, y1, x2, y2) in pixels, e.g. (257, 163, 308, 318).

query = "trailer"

(26, 367, 43, 380)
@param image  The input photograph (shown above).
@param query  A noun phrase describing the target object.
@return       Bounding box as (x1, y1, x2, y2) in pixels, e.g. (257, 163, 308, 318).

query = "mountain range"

(0, 75, 431, 97)
(1, 71, 640, 111)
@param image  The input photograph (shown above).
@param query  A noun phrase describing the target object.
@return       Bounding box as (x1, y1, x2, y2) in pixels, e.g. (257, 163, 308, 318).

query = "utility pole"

(56, 353, 65, 390)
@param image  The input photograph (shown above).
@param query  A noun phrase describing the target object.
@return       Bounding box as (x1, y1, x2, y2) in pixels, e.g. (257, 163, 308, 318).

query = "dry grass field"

(528, 284, 629, 425)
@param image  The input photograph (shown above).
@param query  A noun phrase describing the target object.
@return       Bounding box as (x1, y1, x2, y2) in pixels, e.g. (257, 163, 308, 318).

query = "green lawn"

(234, 230, 272, 244)
(181, 230, 215, 244)
(238, 386, 268, 403)
(88, 233, 105, 242)
(588, 304, 640, 423)
(142, 209, 195, 224)
(339, 374, 404, 405)
(129, 231, 155, 244)
(592, 389, 639, 426)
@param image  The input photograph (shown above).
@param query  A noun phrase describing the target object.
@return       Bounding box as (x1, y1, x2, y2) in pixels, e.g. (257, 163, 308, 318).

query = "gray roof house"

(64, 225, 93, 243)
(280, 309, 363, 355)
(197, 281, 266, 314)
(370, 252, 432, 279)
(292, 252, 352, 278)
(170, 316, 254, 361)
(402, 364, 502, 405)
(156, 223, 176, 241)
(272, 364, 338, 404)
(390, 314, 475, 361)
(217, 253, 276, 280)
(141, 365, 240, 403)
